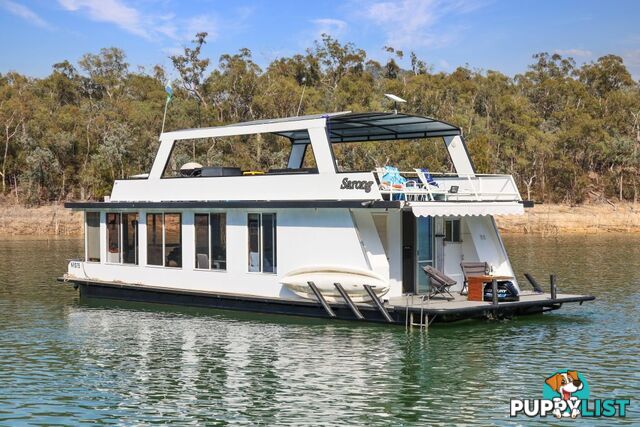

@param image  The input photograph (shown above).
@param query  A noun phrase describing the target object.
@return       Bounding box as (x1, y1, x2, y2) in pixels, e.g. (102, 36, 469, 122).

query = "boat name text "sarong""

(340, 178, 374, 193)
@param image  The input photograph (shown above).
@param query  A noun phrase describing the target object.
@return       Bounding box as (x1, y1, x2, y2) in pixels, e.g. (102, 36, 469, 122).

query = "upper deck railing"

(374, 170, 522, 202)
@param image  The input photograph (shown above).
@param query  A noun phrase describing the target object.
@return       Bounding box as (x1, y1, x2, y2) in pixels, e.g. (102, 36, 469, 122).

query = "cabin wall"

(386, 211, 403, 298)
(465, 216, 518, 289)
(77, 208, 376, 299)
(461, 220, 479, 263)
(110, 173, 382, 202)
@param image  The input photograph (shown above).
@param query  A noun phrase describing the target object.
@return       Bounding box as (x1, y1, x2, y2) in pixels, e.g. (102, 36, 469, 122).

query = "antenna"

(384, 93, 406, 114)
(296, 77, 307, 116)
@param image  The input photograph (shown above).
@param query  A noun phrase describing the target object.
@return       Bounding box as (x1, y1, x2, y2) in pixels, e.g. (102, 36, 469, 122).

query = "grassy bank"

(0, 202, 638, 237)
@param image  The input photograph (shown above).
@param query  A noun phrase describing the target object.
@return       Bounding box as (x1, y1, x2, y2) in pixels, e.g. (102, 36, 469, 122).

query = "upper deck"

(68, 112, 525, 214)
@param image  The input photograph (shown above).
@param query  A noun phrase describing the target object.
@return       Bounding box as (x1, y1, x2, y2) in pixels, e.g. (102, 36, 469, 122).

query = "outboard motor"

(483, 281, 520, 302)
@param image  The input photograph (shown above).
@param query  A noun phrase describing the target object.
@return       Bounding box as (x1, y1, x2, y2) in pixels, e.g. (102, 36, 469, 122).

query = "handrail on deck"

(373, 169, 521, 202)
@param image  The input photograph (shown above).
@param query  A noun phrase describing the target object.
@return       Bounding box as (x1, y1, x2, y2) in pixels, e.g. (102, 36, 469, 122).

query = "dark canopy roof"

(274, 112, 461, 144)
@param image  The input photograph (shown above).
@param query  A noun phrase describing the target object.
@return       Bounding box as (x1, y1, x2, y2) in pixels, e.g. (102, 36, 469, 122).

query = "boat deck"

(385, 291, 594, 323)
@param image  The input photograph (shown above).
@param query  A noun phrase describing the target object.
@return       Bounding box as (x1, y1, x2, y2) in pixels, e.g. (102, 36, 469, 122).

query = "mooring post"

(492, 278, 498, 306)
(550, 274, 557, 300)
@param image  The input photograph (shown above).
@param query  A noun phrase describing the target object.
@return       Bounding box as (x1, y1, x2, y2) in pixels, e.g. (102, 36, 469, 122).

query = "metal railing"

(374, 170, 522, 202)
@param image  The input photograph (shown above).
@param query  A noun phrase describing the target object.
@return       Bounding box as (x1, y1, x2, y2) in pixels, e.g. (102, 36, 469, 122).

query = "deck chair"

(378, 166, 419, 201)
(460, 261, 490, 295)
(422, 265, 456, 300)
(415, 168, 447, 201)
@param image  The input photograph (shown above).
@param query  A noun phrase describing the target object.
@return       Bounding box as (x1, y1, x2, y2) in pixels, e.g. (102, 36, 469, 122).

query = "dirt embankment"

(0, 203, 83, 237)
(0, 201, 639, 237)
(495, 202, 640, 235)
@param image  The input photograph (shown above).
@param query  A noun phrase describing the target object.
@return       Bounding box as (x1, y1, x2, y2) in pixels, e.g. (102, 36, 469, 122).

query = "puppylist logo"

(510, 370, 630, 419)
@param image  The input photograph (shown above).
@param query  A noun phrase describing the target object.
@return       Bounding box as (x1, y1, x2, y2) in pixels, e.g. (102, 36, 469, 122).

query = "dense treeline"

(0, 33, 639, 204)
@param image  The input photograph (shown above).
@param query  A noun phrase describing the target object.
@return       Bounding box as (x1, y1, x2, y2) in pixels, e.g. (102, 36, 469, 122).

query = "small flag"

(165, 83, 173, 102)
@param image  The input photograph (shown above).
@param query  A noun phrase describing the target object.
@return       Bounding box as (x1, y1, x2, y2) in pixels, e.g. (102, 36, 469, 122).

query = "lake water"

(0, 235, 638, 425)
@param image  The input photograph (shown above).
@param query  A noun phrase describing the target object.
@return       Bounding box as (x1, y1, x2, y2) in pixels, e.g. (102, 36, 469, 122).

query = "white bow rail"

(374, 170, 522, 203)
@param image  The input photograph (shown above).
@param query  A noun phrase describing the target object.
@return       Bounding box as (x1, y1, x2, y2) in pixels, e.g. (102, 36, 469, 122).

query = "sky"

(1, 0, 639, 79)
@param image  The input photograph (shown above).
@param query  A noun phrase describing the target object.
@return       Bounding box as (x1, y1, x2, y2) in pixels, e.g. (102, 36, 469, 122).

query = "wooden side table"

(467, 275, 514, 301)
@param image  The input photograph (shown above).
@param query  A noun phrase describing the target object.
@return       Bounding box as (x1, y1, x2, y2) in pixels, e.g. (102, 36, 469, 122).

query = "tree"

(79, 47, 129, 100)
(0, 73, 31, 194)
(170, 32, 210, 108)
(1, 35, 640, 205)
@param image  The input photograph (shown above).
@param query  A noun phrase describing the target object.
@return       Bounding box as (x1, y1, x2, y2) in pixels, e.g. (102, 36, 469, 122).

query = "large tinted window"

(147, 213, 182, 267)
(122, 213, 139, 264)
(195, 213, 227, 270)
(247, 213, 277, 273)
(210, 213, 226, 270)
(331, 139, 451, 173)
(162, 131, 316, 178)
(262, 213, 276, 273)
(86, 212, 100, 262)
(248, 214, 260, 272)
(164, 213, 182, 268)
(194, 214, 209, 269)
(106, 213, 121, 263)
(147, 213, 163, 266)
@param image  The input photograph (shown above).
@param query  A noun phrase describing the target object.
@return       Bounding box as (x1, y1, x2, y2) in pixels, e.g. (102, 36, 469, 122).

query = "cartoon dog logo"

(545, 370, 584, 418)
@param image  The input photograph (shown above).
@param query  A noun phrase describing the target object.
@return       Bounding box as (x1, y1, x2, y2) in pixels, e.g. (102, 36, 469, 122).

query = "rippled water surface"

(0, 235, 638, 425)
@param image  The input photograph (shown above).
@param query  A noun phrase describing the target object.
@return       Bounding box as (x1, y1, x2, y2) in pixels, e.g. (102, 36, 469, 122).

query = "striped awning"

(411, 202, 524, 217)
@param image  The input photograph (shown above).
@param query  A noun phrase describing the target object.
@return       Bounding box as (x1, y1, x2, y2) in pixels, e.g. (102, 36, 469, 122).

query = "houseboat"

(60, 111, 594, 325)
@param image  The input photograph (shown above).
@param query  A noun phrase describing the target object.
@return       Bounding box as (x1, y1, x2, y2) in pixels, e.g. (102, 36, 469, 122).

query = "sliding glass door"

(415, 216, 434, 294)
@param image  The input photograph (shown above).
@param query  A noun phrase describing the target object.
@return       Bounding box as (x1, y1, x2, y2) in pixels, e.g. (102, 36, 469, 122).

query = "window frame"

(146, 212, 183, 268)
(163, 212, 182, 268)
(146, 212, 164, 267)
(247, 212, 277, 274)
(85, 211, 101, 263)
(161, 130, 318, 179)
(105, 212, 122, 264)
(444, 218, 462, 243)
(104, 212, 139, 265)
(194, 212, 227, 271)
(121, 212, 139, 265)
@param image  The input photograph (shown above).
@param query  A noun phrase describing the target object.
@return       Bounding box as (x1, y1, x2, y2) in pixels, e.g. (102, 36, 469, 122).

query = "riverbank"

(0, 202, 639, 237)
(0, 203, 82, 237)
(496, 202, 640, 235)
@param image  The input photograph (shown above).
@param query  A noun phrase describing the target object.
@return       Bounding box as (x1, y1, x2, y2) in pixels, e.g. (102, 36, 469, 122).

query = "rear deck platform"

(387, 291, 595, 324)
(60, 278, 595, 325)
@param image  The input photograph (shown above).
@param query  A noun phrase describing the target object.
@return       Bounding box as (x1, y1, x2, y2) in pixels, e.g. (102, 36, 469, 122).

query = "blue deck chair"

(380, 166, 407, 200)
(419, 168, 439, 187)
(381, 166, 406, 186)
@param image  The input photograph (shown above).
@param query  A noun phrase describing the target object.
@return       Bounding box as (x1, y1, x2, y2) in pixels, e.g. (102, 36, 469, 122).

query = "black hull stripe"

(62, 279, 595, 324)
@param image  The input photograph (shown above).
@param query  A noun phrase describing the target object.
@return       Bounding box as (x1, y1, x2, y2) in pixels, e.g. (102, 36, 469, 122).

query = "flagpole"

(161, 97, 169, 135)
(161, 83, 173, 135)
